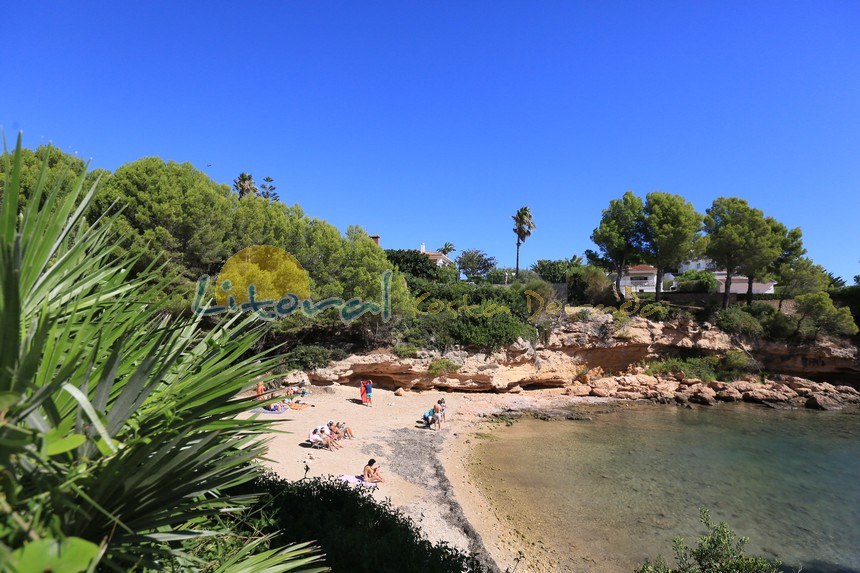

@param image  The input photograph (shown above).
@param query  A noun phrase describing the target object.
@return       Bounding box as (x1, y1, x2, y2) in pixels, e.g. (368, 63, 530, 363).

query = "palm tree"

(233, 172, 259, 199)
(437, 242, 455, 255)
(512, 206, 536, 277)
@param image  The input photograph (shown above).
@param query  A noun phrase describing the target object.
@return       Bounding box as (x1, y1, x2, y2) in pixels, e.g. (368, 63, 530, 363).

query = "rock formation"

(296, 315, 859, 408)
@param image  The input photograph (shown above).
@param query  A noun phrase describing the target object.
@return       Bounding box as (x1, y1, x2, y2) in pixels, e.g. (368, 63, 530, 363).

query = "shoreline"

(255, 384, 617, 571)
(256, 384, 858, 572)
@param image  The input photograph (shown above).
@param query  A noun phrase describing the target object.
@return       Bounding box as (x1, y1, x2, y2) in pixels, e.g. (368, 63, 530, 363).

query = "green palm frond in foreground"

(0, 134, 327, 572)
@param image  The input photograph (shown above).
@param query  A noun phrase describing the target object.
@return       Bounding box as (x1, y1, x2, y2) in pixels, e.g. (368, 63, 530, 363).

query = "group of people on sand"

(256, 381, 314, 412)
(308, 420, 355, 451)
(421, 398, 446, 430)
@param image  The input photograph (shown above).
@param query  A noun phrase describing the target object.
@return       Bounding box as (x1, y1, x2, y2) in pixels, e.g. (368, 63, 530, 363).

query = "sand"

(254, 383, 610, 572)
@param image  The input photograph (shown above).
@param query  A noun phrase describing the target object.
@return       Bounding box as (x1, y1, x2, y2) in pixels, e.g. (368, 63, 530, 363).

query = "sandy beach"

(254, 383, 605, 572)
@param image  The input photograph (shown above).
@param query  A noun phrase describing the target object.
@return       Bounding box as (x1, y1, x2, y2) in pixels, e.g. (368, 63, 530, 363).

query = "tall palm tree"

(233, 172, 258, 199)
(512, 206, 536, 277)
(437, 242, 455, 255)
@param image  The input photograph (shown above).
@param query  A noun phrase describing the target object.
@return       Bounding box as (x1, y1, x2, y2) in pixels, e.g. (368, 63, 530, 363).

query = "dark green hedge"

(232, 474, 487, 573)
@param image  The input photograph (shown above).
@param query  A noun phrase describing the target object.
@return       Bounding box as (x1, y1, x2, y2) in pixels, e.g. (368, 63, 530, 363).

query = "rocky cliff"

(290, 314, 859, 407)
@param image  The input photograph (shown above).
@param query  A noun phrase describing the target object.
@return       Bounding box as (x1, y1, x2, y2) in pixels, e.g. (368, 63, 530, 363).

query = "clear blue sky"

(3, 2, 859, 280)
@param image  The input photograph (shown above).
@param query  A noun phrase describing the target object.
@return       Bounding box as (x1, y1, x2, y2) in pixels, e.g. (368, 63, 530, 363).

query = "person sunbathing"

(263, 394, 282, 412)
(327, 421, 345, 442)
(308, 428, 333, 451)
(320, 425, 343, 449)
(363, 459, 384, 483)
(338, 421, 355, 439)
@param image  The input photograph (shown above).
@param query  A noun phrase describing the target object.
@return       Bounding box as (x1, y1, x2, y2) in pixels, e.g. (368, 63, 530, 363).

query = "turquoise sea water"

(471, 405, 860, 572)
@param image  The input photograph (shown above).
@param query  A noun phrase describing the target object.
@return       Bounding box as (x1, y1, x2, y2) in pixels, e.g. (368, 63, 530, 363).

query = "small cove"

(470, 404, 860, 572)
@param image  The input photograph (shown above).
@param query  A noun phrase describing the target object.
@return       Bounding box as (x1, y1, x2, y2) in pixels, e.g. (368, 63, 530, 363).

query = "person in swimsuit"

(364, 380, 373, 407)
(363, 459, 384, 483)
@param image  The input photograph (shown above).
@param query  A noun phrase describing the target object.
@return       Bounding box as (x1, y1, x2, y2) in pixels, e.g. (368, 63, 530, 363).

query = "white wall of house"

(619, 272, 658, 293)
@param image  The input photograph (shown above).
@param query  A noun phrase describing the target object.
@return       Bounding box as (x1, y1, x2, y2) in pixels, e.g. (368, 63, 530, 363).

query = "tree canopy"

(641, 192, 702, 302)
(587, 191, 644, 300)
(456, 249, 497, 280)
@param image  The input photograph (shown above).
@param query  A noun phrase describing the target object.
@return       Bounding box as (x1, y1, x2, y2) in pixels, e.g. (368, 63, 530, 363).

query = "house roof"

(627, 264, 657, 272)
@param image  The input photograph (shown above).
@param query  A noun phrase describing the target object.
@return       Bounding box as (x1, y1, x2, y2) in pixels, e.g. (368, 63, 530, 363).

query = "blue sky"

(3, 2, 859, 280)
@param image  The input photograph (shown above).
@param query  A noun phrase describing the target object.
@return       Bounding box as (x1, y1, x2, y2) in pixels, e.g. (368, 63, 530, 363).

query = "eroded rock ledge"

(289, 315, 859, 409)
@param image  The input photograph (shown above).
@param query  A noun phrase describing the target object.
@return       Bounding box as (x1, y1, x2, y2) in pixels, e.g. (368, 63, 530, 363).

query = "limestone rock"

(565, 384, 591, 397)
(806, 394, 843, 411)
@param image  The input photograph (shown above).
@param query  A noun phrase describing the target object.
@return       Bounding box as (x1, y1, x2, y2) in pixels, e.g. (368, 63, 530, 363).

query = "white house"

(675, 258, 777, 294)
(419, 243, 455, 267)
(619, 264, 659, 293)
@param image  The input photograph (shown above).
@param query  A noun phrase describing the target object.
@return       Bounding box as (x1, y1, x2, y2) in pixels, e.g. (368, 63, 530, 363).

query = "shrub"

(283, 345, 332, 370)
(427, 358, 460, 377)
(830, 285, 860, 326)
(745, 302, 777, 320)
(567, 265, 613, 305)
(646, 356, 720, 382)
(640, 302, 670, 322)
(795, 291, 859, 338)
(637, 508, 780, 573)
(716, 306, 765, 338)
(721, 350, 754, 377)
(645, 352, 754, 382)
(392, 343, 419, 358)
(611, 309, 631, 327)
(329, 347, 349, 362)
(233, 474, 487, 573)
(675, 270, 719, 293)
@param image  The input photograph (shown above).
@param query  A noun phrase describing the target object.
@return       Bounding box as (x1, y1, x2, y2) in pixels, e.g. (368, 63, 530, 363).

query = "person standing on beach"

(364, 380, 373, 407)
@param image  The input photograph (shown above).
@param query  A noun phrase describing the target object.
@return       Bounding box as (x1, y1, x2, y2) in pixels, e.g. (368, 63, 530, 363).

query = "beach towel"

(360, 382, 367, 404)
(250, 407, 287, 415)
(340, 474, 377, 489)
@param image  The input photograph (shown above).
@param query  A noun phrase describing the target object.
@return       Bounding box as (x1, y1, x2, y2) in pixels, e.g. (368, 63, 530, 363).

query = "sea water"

(471, 404, 860, 572)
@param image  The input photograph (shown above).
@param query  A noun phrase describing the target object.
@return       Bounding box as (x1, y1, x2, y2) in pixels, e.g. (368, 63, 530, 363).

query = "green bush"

(392, 343, 420, 358)
(675, 270, 719, 293)
(716, 306, 765, 338)
(646, 356, 720, 382)
(283, 345, 333, 370)
(645, 351, 754, 382)
(329, 347, 349, 362)
(637, 508, 780, 573)
(611, 309, 631, 327)
(745, 302, 777, 320)
(721, 350, 754, 376)
(830, 285, 860, 326)
(568, 265, 614, 305)
(232, 474, 487, 573)
(428, 358, 460, 377)
(640, 302, 670, 322)
(762, 312, 797, 340)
